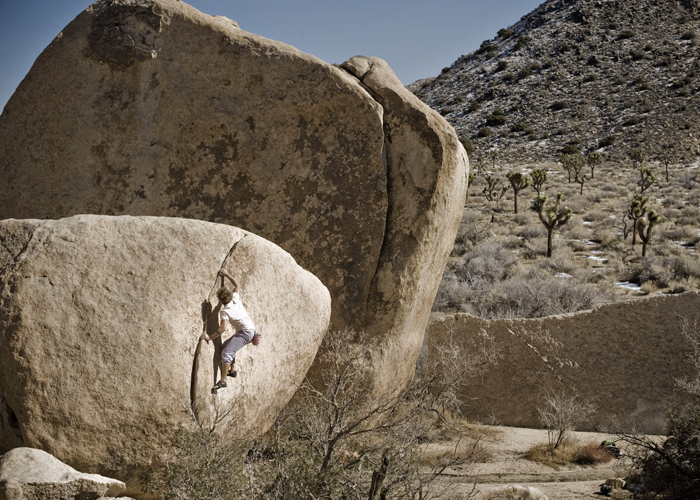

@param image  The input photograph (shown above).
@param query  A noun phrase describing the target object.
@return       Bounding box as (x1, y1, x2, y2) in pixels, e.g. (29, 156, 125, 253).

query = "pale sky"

(0, 0, 544, 113)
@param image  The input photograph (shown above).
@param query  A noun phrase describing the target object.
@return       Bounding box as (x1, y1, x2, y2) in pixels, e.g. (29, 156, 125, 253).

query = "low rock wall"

(427, 292, 700, 433)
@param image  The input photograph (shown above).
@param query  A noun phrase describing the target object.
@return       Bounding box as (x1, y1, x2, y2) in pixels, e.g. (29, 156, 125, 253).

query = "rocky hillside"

(411, 0, 700, 166)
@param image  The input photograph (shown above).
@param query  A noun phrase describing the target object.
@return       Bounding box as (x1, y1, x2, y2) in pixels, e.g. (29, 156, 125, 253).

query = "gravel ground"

(428, 426, 637, 499)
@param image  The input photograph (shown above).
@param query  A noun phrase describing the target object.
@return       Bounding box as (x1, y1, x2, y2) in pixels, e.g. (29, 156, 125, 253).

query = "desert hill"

(411, 0, 700, 166)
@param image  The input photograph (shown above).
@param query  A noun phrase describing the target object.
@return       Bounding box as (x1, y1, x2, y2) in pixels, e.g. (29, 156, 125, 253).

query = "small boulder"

(0, 447, 126, 499)
(604, 477, 626, 489)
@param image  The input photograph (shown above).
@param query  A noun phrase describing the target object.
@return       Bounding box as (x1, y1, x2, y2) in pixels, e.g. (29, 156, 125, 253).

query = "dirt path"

(431, 426, 633, 499)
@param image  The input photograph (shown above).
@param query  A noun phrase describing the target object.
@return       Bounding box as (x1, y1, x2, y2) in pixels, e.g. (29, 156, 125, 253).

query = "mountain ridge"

(411, 0, 700, 167)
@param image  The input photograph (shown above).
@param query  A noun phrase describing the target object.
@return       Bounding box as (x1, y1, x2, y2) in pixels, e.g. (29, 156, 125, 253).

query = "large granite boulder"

(0, 215, 331, 486)
(0, 0, 467, 395)
(0, 447, 127, 500)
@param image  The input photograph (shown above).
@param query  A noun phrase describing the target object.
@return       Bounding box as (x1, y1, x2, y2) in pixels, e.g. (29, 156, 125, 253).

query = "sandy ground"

(429, 426, 634, 499)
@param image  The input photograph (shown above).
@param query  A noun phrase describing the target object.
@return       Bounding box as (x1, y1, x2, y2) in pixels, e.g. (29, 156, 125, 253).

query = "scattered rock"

(604, 477, 627, 489)
(0, 447, 126, 500)
(0, 215, 330, 487)
(0, 0, 467, 396)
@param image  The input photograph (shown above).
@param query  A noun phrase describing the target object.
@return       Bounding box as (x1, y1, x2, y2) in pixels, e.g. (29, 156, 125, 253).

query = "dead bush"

(473, 270, 602, 319)
(456, 243, 518, 285)
(517, 225, 547, 240)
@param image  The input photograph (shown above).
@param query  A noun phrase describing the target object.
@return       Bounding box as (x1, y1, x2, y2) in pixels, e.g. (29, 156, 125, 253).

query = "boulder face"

(0, 0, 467, 395)
(0, 215, 331, 483)
(0, 447, 127, 500)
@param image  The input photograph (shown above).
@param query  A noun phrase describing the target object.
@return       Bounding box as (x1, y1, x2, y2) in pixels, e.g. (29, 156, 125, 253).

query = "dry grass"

(523, 438, 615, 468)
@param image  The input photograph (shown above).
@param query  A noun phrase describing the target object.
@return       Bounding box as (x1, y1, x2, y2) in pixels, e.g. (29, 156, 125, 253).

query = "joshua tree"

(626, 193, 648, 245)
(530, 168, 548, 195)
(629, 147, 647, 170)
(466, 171, 476, 198)
(637, 209, 661, 257)
(531, 193, 573, 257)
(483, 175, 509, 219)
(559, 152, 585, 183)
(506, 171, 530, 213)
(586, 151, 603, 178)
(658, 146, 676, 182)
(572, 158, 587, 195)
(640, 166, 656, 193)
(488, 149, 499, 170)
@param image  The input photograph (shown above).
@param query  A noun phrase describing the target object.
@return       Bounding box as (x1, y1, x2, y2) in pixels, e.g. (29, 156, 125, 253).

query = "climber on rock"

(201, 268, 261, 392)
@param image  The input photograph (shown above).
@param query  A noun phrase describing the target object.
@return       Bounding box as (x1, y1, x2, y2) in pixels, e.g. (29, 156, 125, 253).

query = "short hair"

(216, 287, 233, 304)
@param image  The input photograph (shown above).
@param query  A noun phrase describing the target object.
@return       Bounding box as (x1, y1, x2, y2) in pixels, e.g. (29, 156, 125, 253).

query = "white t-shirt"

(220, 292, 255, 332)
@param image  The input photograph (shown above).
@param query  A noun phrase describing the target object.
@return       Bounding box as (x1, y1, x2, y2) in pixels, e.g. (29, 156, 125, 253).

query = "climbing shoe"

(227, 370, 237, 378)
(211, 380, 227, 393)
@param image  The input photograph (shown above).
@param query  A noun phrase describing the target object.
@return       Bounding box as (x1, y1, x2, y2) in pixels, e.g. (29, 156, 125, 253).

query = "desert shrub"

(478, 127, 493, 137)
(595, 230, 626, 251)
(525, 438, 614, 467)
(661, 224, 694, 241)
(624, 259, 674, 288)
(433, 277, 472, 312)
(681, 30, 697, 40)
(573, 440, 616, 465)
(510, 122, 535, 134)
(496, 60, 509, 72)
(498, 28, 514, 38)
(485, 111, 507, 126)
(478, 40, 495, 54)
(619, 29, 636, 39)
(536, 389, 597, 452)
(513, 213, 531, 226)
(476, 270, 602, 319)
(455, 210, 492, 247)
(537, 246, 577, 274)
(551, 100, 570, 110)
(460, 136, 476, 156)
(514, 36, 531, 51)
(517, 225, 547, 240)
(518, 67, 534, 79)
(599, 135, 616, 147)
(502, 72, 515, 82)
(623, 116, 640, 126)
(142, 429, 249, 500)
(583, 210, 610, 222)
(630, 49, 648, 60)
(584, 72, 598, 82)
(456, 243, 517, 285)
(670, 255, 700, 280)
(672, 76, 693, 89)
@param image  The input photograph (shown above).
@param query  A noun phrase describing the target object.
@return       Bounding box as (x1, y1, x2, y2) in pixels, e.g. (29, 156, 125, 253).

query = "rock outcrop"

(427, 292, 700, 433)
(0, 215, 331, 485)
(0, 447, 126, 500)
(0, 0, 467, 395)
